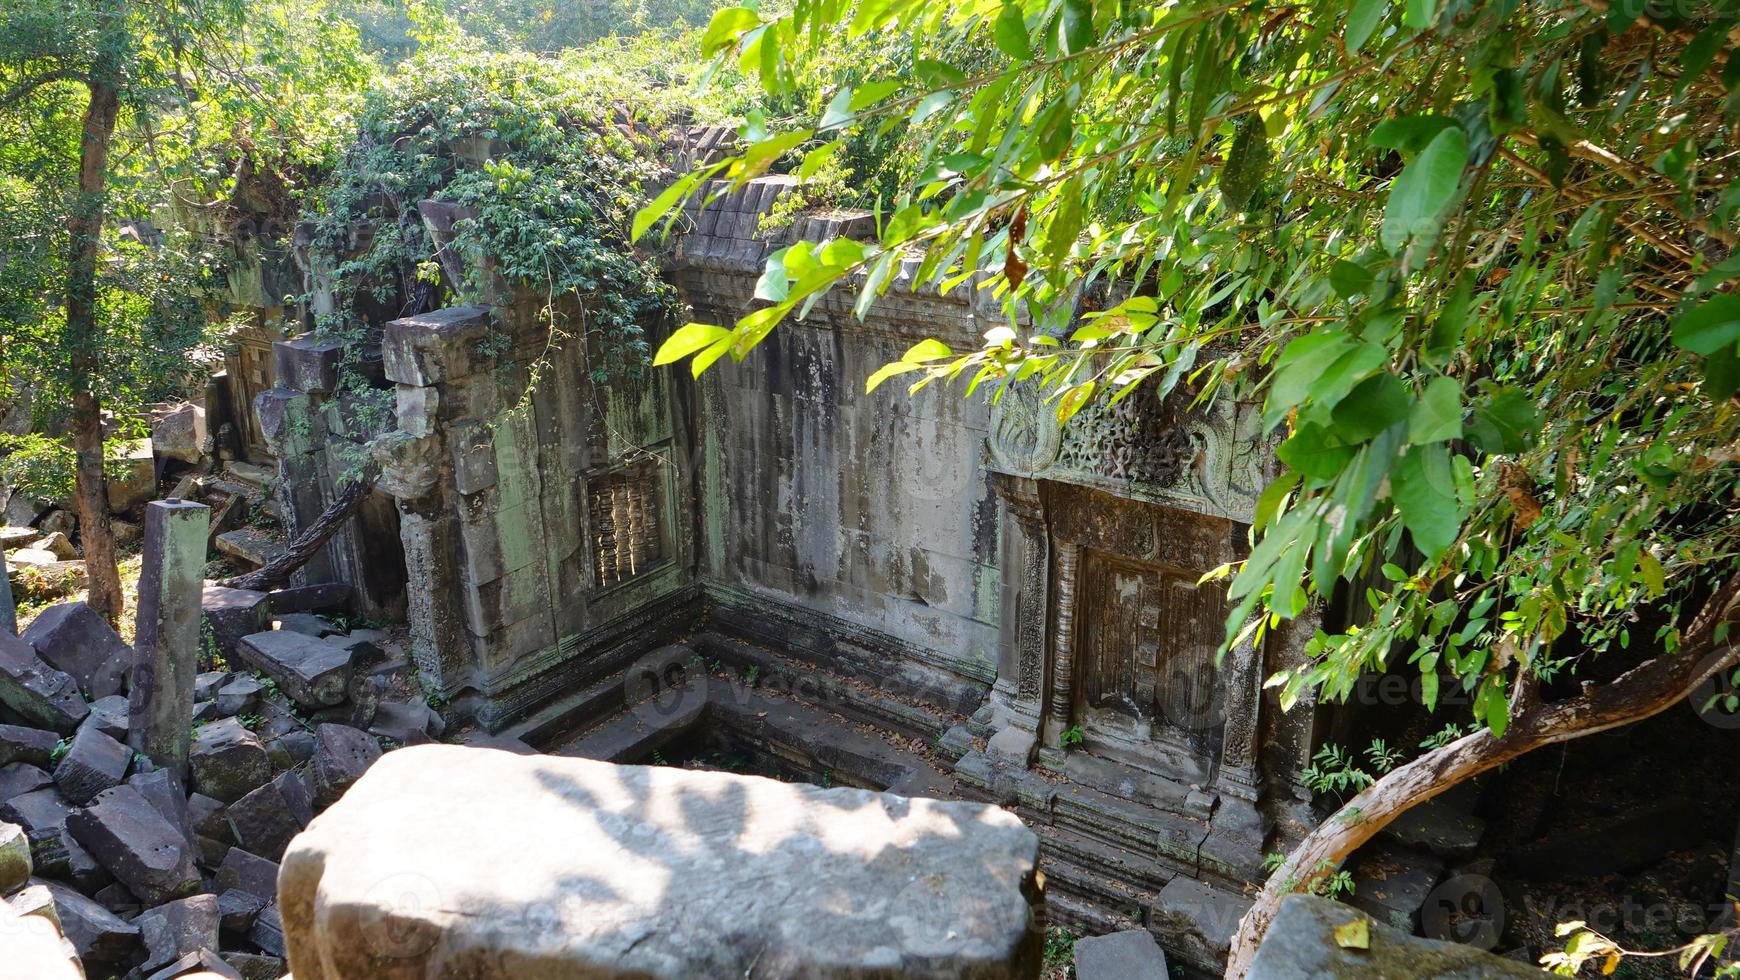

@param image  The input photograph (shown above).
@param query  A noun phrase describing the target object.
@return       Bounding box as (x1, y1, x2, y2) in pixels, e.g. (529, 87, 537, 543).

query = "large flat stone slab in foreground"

(281, 745, 1043, 979)
(1248, 893, 1547, 979)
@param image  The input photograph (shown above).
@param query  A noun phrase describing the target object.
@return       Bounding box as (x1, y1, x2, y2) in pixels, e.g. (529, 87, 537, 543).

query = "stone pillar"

(1040, 540, 1081, 762)
(989, 475, 1048, 735)
(1214, 635, 1264, 802)
(129, 499, 210, 780)
(0, 548, 14, 634)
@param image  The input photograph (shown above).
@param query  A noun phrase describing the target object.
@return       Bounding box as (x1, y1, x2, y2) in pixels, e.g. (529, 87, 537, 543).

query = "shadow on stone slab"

(1247, 894, 1548, 979)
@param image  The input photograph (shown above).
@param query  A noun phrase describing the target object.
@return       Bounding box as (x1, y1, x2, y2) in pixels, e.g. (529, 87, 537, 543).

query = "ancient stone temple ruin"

(245, 139, 1323, 972)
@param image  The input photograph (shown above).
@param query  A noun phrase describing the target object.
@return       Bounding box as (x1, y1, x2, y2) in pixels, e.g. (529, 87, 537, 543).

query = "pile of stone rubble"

(0, 585, 441, 979)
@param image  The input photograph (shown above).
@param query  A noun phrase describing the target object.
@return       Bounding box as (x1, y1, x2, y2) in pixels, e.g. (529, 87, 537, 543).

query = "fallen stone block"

(225, 771, 311, 861)
(44, 879, 140, 969)
(201, 587, 270, 663)
(145, 947, 242, 980)
(234, 631, 352, 709)
(52, 725, 132, 805)
(92, 880, 140, 915)
(212, 675, 264, 718)
(137, 892, 220, 973)
(222, 950, 284, 980)
(368, 697, 444, 745)
(214, 848, 279, 902)
(81, 694, 131, 741)
(8, 878, 57, 923)
(0, 889, 84, 979)
(273, 613, 336, 637)
(1247, 893, 1545, 979)
(0, 525, 36, 547)
(214, 529, 284, 568)
(189, 718, 270, 804)
(0, 761, 52, 802)
(265, 582, 350, 614)
(0, 788, 108, 888)
(193, 672, 230, 702)
(280, 746, 1044, 979)
(249, 900, 285, 956)
(217, 887, 266, 933)
(0, 632, 89, 733)
(129, 767, 191, 841)
(264, 729, 316, 772)
(0, 819, 30, 893)
(1075, 929, 1168, 980)
(308, 723, 381, 808)
(0, 724, 59, 768)
(1152, 875, 1252, 974)
(66, 784, 202, 905)
(107, 440, 156, 512)
(30, 531, 78, 560)
(152, 401, 207, 465)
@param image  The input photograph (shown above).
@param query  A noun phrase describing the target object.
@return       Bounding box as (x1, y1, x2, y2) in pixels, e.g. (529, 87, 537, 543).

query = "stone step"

(214, 529, 285, 568)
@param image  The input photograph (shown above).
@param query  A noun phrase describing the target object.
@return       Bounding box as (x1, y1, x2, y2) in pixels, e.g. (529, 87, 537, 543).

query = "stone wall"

(674, 183, 1004, 715)
(375, 295, 699, 727)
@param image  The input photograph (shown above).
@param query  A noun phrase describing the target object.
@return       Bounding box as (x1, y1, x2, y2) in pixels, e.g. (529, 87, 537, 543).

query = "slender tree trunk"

(220, 472, 374, 593)
(1223, 576, 1740, 978)
(66, 27, 124, 624)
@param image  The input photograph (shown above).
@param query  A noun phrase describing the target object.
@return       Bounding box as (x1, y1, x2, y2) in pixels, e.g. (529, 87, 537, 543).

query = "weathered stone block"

(308, 723, 381, 808)
(0, 889, 83, 979)
(273, 334, 344, 396)
(66, 784, 202, 905)
(381, 306, 494, 387)
(81, 694, 131, 742)
(224, 950, 284, 980)
(43, 879, 140, 970)
(255, 387, 327, 458)
(1074, 929, 1168, 980)
(0, 724, 58, 769)
(215, 847, 279, 904)
(152, 401, 208, 464)
(201, 587, 270, 665)
(234, 631, 352, 709)
(225, 771, 311, 861)
(0, 820, 30, 893)
(136, 892, 220, 973)
(189, 718, 271, 804)
(250, 900, 286, 956)
(1247, 893, 1545, 979)
(146, 947, 241, 980)
(21, 601, 130, 700)
(0, 762, 51, 802)
(265, 582, 350, 614)
(128, 767, 191, 841)
(371, 430, 442, 500)
(1152, 875, 1250, 973)
(281, 747, 1043, 979)
(218, 887, 266, 933)
(107, 440, 156, 512)
(52, 725, 131, 805)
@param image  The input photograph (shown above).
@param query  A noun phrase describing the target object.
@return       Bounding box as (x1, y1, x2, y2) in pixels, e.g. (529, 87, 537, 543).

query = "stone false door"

(988, 473, 1265, 804)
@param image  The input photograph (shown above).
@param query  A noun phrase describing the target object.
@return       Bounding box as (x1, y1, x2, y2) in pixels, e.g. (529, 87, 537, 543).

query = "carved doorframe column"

(1041, 540, 1082, 758)
(1213, 633, 1263, 802)
(989, 473, 1050, 739)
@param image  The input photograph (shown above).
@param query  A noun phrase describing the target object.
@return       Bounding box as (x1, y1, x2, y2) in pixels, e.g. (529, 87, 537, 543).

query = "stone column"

(0, 548, 14, 634)
(1039, 540, 1081, 763)
(129, 499, 210, 780)
(1214, 634, 1264, 802)
(989, 476, 1048, 732)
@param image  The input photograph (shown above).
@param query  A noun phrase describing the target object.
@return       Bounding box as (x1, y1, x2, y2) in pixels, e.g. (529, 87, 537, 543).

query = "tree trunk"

(1223, 576, 1740, 978)
(220, 473, 374, 593)
(66, 27, 124, 624)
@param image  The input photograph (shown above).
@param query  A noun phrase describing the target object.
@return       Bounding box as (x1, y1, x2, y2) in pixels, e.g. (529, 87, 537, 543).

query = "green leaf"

(1705, 343, 1740, 400)
(1278, 422, 1354, 479)
(1408, 376, 1464, 443)
(1479, 675, 1509, 738)
(1329, 259, 1375, 299)
(1345, 0, 1387, 51)
(754, 248, 790, 302)
(632, 173, 697, 242)
(1391, 443, 1463, 561)
(903, 338, 953, 362)
(866, 361, 922, 394)
(1266, 331, 1387, 427)
(1403, 0, 1437, 30)
(1056, 381, 1096, 423)
(993, 3, 1032, 60)
(691, 335, 734, 377)
(1380, 125, 1467, 254)
(1671, 294, 1740, 355)
(702, 6, 759, 57)
(653, 323, 730, 366)
(1468, 387, 1539, 455)
(1331, 372, 1410, 443)
(1368, 114, 1458, 155)
(1059, 0, 1094, 55)
(797, 142, 841, 181)
(1220, 114, 1270, 211)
